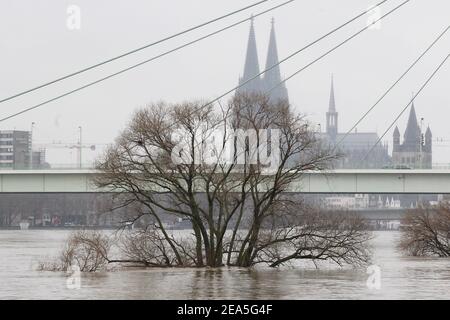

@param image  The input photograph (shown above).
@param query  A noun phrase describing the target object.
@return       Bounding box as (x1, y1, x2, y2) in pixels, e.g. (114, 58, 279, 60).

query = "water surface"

(0, 230, 449, 299)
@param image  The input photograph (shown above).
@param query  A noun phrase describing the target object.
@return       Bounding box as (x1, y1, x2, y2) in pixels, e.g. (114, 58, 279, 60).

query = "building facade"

(321, 77, 391, 169)
(392, 101, 432, 169)
(323, 194, 370, 210)
(236, 19, 432, 170)
(0, 130, 47, 169)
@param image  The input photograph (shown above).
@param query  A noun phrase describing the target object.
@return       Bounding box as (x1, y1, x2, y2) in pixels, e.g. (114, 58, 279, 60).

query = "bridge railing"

(10, 163, 95, 170)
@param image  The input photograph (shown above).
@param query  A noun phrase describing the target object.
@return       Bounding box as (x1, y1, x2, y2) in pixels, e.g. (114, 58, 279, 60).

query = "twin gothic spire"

(236, 17, 289, 103)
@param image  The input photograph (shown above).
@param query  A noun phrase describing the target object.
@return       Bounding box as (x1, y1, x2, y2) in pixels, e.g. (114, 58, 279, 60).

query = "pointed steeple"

(329, 74, 336, 112)
(264, 18, 281, 82)
(393, 126, 400, 152)
(403, 98, 421, 151)
(262, 18, 289, 102)
(237, 16, 263, 95)
(326, 75, 338, 141)
(393, 126, 400, 137)
(424, 125, 432, 153)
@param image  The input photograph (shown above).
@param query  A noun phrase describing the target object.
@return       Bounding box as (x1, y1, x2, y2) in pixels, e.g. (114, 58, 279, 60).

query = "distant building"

(0, 130, 48, 169)
(320, 77, 391, 169)
(375, 195, 401, 209)
(236, 19, 432, 170)
(236, 17, 289, 103)
(392, 100, 432, 169)
(323, 194, 370, 210)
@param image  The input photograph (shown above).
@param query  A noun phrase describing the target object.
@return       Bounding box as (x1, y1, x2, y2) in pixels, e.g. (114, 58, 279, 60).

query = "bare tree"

(119, 227, 198, 267)
(227, 95, 347, 267)
(95, 100, 232, 267)
(38, 230, 111, 272)
(227, 200, 371, 267)
(94, 94, 370, 268)
(399, 204, 450, 257)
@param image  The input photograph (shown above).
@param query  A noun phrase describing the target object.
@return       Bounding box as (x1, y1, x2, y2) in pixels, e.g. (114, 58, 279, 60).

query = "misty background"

(0, 0, 449, 165)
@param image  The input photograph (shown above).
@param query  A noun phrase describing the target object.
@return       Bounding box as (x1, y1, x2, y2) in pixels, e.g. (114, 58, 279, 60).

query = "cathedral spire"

(262, 18, 289, 102)
(424, 125, 432, 153)
(393, 126, 400, 152)
(393, 126, 400, 137)
(264, 18, 281, 88)
(403, 97, 420, 149)
(326, 74, 338, 141)
(329, 74, 336, 112)
(237, 16, 262, 95)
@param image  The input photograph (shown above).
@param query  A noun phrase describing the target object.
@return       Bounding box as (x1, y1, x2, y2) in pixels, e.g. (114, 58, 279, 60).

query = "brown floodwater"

(0, 230, 449, 299)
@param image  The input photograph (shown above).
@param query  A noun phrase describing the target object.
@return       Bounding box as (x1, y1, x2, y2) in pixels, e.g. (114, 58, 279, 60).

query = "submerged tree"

(38, 230, 111, 272)
(399, 204, 450, 257)
(94, 94, 371, 268)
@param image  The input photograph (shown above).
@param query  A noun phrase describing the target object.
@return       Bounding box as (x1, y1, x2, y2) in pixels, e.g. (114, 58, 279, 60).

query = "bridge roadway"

(0, 169, 449, 194)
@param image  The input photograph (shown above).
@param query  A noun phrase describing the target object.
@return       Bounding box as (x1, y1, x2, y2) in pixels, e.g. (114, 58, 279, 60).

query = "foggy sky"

(0, 0, 449, 164)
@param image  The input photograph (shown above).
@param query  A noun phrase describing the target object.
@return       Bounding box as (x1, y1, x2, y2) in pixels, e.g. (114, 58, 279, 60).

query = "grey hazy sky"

(0, 0, 449, 164)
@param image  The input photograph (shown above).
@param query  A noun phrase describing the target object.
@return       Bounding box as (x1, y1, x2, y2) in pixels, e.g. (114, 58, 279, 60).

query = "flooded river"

(0, 230, 449, 299)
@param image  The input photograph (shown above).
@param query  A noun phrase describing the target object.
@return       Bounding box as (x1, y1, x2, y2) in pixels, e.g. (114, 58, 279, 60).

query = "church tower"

(402, 100, 421, 153)
(392, 99, 432, 169)
(236, 17, 289, 103)
(236, 17, 264, 96)
(393, 126, 400, 152)
(326, 75, 338, 142)
(424, 126, 432, 166)
(262, 18, 289, 103)
(424, 126, 432, 153)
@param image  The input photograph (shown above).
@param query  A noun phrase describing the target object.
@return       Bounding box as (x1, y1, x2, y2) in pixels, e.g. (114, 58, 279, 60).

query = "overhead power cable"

(265, 0, 410, 98)
(0, 0, 398, 125)
(0, 0, 270, 104)
(335, 25, 450, 150)
(361, 53, 450, 163)
(178, 0, 406, 130)
(0, 0, 296, 123)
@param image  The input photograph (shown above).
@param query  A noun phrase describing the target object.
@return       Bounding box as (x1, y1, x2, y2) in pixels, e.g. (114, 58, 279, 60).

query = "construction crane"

(33, 142, 98, 168)
(33, 127, 111, 168)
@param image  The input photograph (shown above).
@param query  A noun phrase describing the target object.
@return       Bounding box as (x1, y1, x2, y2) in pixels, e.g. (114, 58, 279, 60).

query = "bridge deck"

(0, 169, 449, 193)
